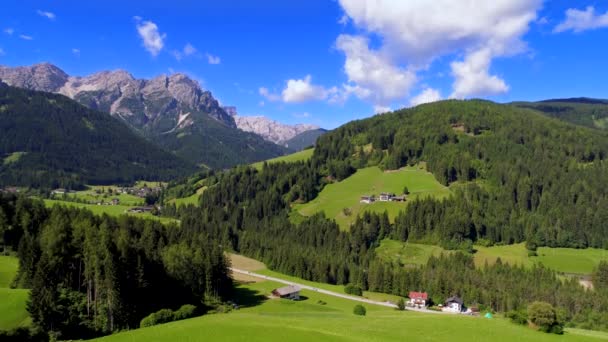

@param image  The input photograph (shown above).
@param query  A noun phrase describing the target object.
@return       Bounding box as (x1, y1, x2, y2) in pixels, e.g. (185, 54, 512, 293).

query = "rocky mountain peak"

(0, 62, 68, 92)
(233, 114, 320, 145)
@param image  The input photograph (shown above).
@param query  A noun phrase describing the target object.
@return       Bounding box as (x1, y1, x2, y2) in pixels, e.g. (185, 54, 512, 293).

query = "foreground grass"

(94, 279, 603, 342)
(0, 256, 30, 331)
(43, 199, 178, 224)
(294, 166, 450, 229)
(251, 148, 314, 170)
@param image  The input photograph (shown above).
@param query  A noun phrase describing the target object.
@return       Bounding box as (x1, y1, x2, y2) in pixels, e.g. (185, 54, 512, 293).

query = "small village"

(360, 192, 406, 204)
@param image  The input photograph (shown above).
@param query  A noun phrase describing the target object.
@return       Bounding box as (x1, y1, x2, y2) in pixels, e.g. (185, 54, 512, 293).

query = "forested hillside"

(0, 194, 231, 340)
(513, 98, 608, 130)
(0, 83, 195, 189)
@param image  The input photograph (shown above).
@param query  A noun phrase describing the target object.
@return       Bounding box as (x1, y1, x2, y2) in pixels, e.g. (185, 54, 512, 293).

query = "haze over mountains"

(0, 63, 325, 168)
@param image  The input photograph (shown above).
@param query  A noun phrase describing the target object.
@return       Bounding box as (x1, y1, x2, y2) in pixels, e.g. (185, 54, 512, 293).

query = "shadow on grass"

(231, 284, 267, 308)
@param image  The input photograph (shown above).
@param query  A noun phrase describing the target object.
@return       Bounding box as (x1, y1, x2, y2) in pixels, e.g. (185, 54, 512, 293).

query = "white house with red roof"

(408, 291, 428, 308)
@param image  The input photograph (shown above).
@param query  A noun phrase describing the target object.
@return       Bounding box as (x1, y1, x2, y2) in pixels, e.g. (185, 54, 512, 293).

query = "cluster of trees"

(0, 194, 231, 340)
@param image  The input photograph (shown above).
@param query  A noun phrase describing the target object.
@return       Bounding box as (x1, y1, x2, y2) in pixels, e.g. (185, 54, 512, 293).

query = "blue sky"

(1, 0, 608, 129)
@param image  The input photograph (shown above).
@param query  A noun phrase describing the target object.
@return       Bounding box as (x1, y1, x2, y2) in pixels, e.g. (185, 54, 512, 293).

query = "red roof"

(409, 291, 428, 300)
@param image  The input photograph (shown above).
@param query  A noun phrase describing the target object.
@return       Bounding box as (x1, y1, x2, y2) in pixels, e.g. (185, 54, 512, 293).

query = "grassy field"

(375, 239, 449, 266)
(0, 256, 30, 331)
(43, 199, 179, 225)
(2, 151, 27, 165)
(376, 240, 608, 275)
(94, 268, 607, 342)
(170, 186, 207, 207)
(251, 148, 314, 170)
(294, 166, 450, 229)
(55, 187, 144, 206)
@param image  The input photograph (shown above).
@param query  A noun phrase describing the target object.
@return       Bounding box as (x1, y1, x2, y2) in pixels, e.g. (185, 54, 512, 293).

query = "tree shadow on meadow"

(230, 283, 268, 308)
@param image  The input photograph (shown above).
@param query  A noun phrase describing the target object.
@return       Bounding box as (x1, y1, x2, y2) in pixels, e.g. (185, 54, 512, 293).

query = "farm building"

(443, 296, 464, 313)
(111, 198, 120, 205)
(272, 285, 301, 300)
(128, 206, 155, 213)
(408, 291, 428, 308)
(378, 192, 396, 201)
(360, 195, 375, 204)
(390, 195, 405, 202)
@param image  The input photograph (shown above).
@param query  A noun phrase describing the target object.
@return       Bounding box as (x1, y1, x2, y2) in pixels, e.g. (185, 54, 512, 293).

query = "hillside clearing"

(294, 166, 450, 229)
(43, 199, 179, 224)
(251, 148, 314, 170)
(0, 256, 30, 331)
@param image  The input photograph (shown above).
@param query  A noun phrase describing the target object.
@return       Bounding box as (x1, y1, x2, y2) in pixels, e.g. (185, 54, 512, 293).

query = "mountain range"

(0, 63, 326, 168)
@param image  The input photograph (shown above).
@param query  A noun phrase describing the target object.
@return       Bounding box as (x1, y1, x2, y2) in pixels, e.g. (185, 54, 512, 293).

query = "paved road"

(230, 267, 444, 314)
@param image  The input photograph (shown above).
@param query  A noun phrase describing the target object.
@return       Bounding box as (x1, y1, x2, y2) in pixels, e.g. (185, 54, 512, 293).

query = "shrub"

(528, 250, 538, 257)
(528, 301, 563, 334)
(506, 309, 528, 325)
(344, 284, 363, 296)
(173, 304, 197, 320)
(397, 298, 406, 311)
(353, 305, 366, 316)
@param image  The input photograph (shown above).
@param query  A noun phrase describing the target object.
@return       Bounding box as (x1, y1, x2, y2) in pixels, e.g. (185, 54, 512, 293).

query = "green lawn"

(251, 148, 314, 170)
(376, 240, 608, 275)
(0, 256, 30, 331)
(93, 279, 604, 342)
(294, 166, 450, 229)
(170, 186, 207, 207)
(43, 199, 179, 225)
(2, 151, 27, 165)
(56, 187, 144, 206)
(375, 239, 449, 266)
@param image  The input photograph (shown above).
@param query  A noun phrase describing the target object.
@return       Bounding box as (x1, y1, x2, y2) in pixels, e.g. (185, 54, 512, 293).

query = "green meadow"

(251, 148, 314, 170)
(376, 240, 608, 275)
(55, 186, 144, 206)
(43, 199, 178, 225)
(294, 166, 450, 229)
(0, 256, 30, 331)
(93, 274, 606, 342)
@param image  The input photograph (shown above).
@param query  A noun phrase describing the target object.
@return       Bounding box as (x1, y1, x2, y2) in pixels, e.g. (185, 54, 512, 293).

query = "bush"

(397, 298, 406, 311)
(0, 327, 48, 342)
(528, 250, 538, 257)
(506, 309, 528, 325)
(344, 284, 363, 296)
(528, 301, 563, 334)
(353, 305, 366, 316)
(173, 304, 197, 320)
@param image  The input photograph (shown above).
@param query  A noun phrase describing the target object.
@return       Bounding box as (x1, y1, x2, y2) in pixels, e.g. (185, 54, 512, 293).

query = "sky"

(1, 0, 608, 129)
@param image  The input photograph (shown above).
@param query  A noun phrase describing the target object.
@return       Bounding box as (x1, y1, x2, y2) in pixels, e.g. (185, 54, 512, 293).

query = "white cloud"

(373, 105, 391, 114)
(259, 87, 281, 102)
(338, 14, 349, 25)
(554, 6, 608, 33)
(282, 75, 335, 103)
(206, 53, 221, 65)
(172, 43, 198, 61)
(3, 28, 14, 35)
(410, 88, 442, 106)
(450, 48, 509, 98)
(37, 10, 56, 20)
(72, 48, 80, 56)
(337, 0, 541, 100)
(336, 34, 416, 105)
(135, 17, 166, 56)
(19, 34, 33, 41)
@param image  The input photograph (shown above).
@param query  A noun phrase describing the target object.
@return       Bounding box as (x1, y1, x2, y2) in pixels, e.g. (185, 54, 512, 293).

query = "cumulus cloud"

(336, 35, 416, 105)
(337, 0, 541, 101)
(19, 34, 33, 41)
(206, 53, 221, 65)
(259, 87, 281, 102)
(37, 10, 56, 20)
(135, 17, 166, 56)
(3, 28, 14, 35)
(410, 88, 442, 107)
(554, 6, 608, 33)
(282, 75, 336, 103)
(373, 105, 391, 114)
(450, 48, 509, 98)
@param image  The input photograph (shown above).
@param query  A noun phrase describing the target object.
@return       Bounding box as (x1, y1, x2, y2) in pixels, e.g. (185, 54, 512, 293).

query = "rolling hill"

(512, 98, 608, 130)
(0, 82, 196, 188)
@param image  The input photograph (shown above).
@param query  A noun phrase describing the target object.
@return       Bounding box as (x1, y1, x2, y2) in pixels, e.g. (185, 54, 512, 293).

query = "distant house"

(360, 195, 375, 204)
(443, 296, 464, 313)
(52, 188, 67, 195)
(111, 198, 120, 205)
(378, 192, 396, 201)
(127, 206, 154, 213)
(408, 291, 428, 308)
(272, 285, 301, 300)
(390, 195, 405, 202)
